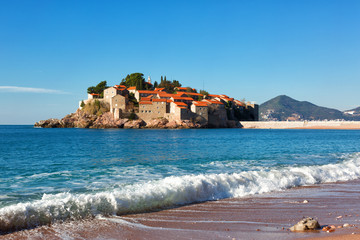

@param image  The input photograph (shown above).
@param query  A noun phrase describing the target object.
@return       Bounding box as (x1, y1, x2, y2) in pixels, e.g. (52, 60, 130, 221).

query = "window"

(149, 110, 152, 113)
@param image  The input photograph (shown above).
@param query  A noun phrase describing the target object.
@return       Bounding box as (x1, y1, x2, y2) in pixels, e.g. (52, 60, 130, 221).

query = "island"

(35, 73, 259, 129)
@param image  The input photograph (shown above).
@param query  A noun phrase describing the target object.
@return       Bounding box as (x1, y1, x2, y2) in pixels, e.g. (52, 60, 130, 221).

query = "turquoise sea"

(1, 125, 360, 232)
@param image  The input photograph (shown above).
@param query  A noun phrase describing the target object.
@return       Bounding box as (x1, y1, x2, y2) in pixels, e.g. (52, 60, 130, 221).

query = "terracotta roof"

(152, 99, 169, 102)
(154, 88, 165, 91)
(138, 90, 159, 94)
(115, 87, 126, 91)
(234, 100, 246, 106)
(208, 94, 221, 98)
(158, 92, 176, 98)
(139, 101, 152, 105)
(141, 96, 153, 101)
(172, 96, 193, 101)
(178, 106, 187, 109)
(176, 91, 203, 96)
(90, 93, 100, 96)
(193, 101, 209, 107)
(127, 86, 136, 90)
(220, 94, 229, 98)
(221, 97, 234, 102)
(206, 100, 224, 105)
(174, 102, 188, 107)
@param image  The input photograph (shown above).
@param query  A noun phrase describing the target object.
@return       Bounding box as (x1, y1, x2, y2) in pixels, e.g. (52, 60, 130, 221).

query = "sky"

(0, 0, 359, 124)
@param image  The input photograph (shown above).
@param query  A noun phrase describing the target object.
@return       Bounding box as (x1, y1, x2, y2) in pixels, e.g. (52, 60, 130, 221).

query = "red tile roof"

(139, 101, 152, 105)
(205, 100, 224, 105)
(90, 93, 100, 96)
(138, 90, 159, 94)
(127, 86, 136, 90)
(154, 88, 165, 91)
(172, 96, 193, 101)
(208, 94, 221, 98)
(157, 92, 174, 98)
(176, 91, 203, 96)
(193, 101, 209, 107)
(174, 102, 188, 107)
(152, 99, 168, 102)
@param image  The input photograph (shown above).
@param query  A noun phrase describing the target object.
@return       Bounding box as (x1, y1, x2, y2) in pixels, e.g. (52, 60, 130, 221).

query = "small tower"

(148, 76, 151, 84)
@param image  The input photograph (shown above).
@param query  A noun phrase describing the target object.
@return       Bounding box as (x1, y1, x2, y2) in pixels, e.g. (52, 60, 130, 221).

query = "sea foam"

(1, 152, 360, 232)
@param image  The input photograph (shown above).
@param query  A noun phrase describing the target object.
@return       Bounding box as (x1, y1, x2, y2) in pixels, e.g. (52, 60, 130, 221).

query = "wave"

(1, 152, 360, 233)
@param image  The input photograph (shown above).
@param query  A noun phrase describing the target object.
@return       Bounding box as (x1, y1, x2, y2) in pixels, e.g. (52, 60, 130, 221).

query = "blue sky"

(0, 0, 359, 124)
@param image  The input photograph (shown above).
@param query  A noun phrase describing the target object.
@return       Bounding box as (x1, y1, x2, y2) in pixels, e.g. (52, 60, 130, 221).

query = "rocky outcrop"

(290, 217, 320, 231)
(91, 112, 128, 128)
(34, 118, 63, 128)
(123, 119, 146, 129)
(145, 118, 169, 128)
(35, 109, 242, 129)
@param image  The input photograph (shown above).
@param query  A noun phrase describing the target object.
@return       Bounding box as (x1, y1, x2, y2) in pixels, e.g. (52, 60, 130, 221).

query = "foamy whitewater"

(1, 126, 360, 232)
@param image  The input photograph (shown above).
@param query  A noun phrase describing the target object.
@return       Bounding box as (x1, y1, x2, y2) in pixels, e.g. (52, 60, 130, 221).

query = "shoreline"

(240, 121, 360, 130)
(2, 180, 360, 240)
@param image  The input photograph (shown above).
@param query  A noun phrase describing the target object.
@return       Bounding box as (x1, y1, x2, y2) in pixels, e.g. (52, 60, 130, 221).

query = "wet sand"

(2, 180, 360, 240)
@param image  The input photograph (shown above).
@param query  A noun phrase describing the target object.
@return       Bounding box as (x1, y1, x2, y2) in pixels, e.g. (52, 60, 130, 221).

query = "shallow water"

(1, 126, 360, 232)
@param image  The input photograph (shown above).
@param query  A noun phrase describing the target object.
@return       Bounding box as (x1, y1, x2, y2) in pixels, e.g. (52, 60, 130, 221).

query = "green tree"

(120, 73, 146, 90)
(153, 81, 158, 88)
(87, 81, 108, 97)
(199, 90, 209, 97)
(80, 100, 85, 108)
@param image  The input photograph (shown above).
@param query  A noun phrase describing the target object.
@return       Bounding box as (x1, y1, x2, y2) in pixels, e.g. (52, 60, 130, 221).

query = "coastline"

(2, 180, 360, 240)
(240, 121, 360, 130)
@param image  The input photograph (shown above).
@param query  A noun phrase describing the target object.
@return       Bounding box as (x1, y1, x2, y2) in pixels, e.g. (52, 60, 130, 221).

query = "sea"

(1, 125, 360, 233)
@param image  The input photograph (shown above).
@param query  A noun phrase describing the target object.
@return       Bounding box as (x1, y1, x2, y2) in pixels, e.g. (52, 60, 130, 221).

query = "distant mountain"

(343, 106, 360, 117)
(259, 95, 352, 121)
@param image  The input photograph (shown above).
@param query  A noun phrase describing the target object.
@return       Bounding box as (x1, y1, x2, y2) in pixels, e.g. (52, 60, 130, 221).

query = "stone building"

(191, 101, 209, 124)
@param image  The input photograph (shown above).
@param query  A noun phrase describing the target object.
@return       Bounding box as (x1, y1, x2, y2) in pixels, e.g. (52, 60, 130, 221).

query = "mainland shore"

(2, 180, 360, 240)
(240, 121, 360, 130)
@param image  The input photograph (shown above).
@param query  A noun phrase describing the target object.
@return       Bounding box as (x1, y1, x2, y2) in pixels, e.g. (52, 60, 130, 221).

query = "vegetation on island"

(82, 100, 110, 116)
(87, 81, 108, 98)
(120, 73, 152, 90)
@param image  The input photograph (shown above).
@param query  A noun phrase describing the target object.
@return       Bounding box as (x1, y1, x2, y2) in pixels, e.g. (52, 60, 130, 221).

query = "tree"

(87, 80, 108, 97)
(153, 81, 159, 88)
(200, 89, 209, 97)
(80, 100, 85, 108)
(120, 73, 146, 90)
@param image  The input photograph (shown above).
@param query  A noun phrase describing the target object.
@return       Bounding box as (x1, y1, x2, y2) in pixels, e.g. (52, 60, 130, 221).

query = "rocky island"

(35, 73, 259, 129)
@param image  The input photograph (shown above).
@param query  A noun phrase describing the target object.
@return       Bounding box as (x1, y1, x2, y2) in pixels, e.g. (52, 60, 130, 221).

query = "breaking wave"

(1, 153, 360, 233)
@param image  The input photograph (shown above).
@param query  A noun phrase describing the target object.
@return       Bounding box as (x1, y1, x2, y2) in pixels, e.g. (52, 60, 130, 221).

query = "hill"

(343, 106, 360, 117)
(259, 95, 346, 121)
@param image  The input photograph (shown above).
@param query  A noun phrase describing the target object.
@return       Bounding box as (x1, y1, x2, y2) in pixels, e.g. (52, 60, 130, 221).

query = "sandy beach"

(2, 180, 360, 240)
(240, 121, 360, 130)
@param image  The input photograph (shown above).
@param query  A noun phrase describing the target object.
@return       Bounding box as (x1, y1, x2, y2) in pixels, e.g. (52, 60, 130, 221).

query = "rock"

(124, 119, 146, 129)
(34, 118, 63, 128)
(343, 223, 350, 228)
(165, 121, 179, 128)
(145, 118, 169, 128)
(91, 112, 127, 128)
(303, 200, 309, 203)
(290, 217, 320, 231)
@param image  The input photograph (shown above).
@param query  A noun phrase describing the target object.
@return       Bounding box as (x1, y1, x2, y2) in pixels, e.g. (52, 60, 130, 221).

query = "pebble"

(336, 215, 343, 219)
(343, 223, 350, 228)
(303, 200, 309, 203)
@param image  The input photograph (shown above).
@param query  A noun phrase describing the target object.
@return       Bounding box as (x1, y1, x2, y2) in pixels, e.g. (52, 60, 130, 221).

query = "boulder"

(165, 121, 179, 128)
(145, 118, 169, 128)
(124, 119, 146, 129)
(34, 118, 62, 128)
(290, 217, 320, 231)
(91, 112, 127, 128)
